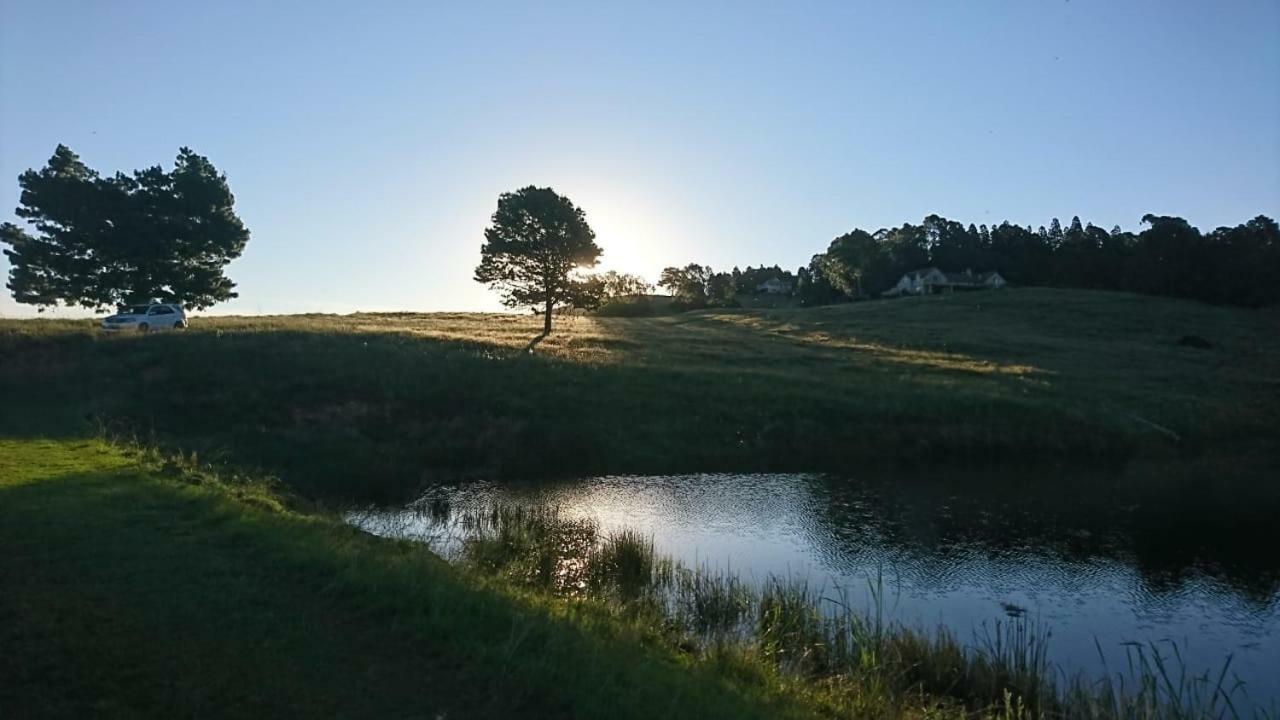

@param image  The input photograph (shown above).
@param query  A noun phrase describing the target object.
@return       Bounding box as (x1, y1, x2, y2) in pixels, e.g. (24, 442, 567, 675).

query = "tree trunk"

(543, 297, 553, 335)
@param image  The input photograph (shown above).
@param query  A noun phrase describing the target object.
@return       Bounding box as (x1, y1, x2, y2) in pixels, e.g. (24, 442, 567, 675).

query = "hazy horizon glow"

(2, 1, 1277, 317)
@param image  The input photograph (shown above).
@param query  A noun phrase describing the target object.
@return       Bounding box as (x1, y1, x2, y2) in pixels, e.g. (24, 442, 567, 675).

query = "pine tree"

(475, 186, 602, 334)
(1, 145, 249, 310)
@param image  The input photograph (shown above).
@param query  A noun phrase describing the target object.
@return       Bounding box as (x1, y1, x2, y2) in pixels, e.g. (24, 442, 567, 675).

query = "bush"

(595, 296, 655, 317)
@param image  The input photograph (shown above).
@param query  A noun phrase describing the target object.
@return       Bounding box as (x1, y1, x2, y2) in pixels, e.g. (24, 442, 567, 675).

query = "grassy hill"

(1, 438, 823, 719)
(3, 288, 1277, 502)
(4, 287, 1278, 718)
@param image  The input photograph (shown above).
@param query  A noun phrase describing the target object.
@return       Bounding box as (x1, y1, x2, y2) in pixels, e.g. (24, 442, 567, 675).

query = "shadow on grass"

(0, 321, 1142, 504)
(0, 459, 805, 720)
(521, 330, 549, 354)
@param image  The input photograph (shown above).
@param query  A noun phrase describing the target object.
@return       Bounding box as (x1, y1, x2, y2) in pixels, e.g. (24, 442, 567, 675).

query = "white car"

(101, 303, 188, 332)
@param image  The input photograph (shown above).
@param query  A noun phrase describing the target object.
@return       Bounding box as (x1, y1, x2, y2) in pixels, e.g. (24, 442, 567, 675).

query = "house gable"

(893, 267, 1005, 295)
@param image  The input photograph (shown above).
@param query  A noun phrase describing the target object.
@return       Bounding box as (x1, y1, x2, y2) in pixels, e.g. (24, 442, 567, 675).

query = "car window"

(123, 305, 150, 315)
(149, 306, 175, 315)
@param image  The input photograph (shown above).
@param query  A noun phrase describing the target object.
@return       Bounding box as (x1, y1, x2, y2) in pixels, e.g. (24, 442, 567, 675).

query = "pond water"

(349, 471, 1280, 709)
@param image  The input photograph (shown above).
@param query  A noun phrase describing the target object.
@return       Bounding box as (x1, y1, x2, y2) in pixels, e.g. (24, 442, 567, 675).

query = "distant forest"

(656, 214, 1279, 309)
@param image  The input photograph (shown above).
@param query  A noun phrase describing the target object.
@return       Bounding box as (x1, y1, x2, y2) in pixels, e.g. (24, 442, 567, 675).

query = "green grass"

(3, 288, 1277, 717)
(6, 439, 1261, 719)
(0, 438, 822, 719)
(3, 288, 1276, 502)
(374, 495, 1270, 719)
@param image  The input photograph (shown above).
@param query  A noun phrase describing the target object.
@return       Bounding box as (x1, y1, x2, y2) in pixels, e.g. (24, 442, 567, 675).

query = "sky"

(1, 0, 1277, 317)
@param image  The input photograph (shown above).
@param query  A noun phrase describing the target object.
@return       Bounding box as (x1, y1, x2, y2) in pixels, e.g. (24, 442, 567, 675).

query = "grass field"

(3, 288, 1277, 717)
(0, 438, 825, 719)
(6, 439, 1261, 719)
(3, 288, 1277, 502)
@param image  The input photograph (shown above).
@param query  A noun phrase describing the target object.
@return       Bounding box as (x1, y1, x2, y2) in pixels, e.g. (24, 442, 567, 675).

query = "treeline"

(655, 264, 796, 308)
(797, 213, 1280, 307)
(593, 265, 798, 314)
(603, 212, 1280, 314)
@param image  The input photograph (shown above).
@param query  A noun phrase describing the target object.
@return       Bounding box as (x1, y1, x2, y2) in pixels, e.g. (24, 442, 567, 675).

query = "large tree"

(658, 263, 712, 304)
(1, 145, 249, 310)
(596, 270, 652, 300)
(474, 186, 602, 334)
(822, 229, 883, 297)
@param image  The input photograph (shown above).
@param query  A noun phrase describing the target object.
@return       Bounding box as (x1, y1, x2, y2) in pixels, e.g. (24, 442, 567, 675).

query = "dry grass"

(2, 288, 1277, 501)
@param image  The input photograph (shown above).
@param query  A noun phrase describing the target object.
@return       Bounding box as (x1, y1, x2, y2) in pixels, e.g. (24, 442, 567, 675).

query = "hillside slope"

(3, 288, 1276, 501)
(0, 438, 813, 719)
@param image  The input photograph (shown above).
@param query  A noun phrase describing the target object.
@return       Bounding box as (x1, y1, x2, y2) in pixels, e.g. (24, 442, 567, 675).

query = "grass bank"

(5, 435, 1265, 717)
(3, 288, 1277, 717)
(5, 439, 1264, 718)
(0, 438, 817, 719)
(3, 288, 1277, 502)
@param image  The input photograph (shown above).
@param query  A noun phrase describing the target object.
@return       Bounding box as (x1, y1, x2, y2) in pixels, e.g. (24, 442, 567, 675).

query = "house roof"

(943, 271, 979, 284)
(903, 268, 1002, 285)
(905, 267, 942, 280)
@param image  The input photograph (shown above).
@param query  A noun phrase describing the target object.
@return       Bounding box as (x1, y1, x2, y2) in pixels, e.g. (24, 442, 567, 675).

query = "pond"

(349, 470, 1280, 709)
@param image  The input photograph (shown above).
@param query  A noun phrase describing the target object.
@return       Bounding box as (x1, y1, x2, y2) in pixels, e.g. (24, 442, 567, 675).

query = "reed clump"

(434, 498, 1270, 719)
(589, 528, 655, 598)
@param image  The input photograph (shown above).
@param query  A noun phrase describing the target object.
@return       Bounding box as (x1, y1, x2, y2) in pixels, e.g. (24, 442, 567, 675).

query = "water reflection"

(349, 470, 1280, 708)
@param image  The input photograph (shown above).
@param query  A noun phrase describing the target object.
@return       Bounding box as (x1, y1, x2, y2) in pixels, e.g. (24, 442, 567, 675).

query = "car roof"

(120, 303, 182, 311)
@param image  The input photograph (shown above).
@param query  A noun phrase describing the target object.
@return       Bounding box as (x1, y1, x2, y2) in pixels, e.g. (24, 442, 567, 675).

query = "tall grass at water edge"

(349, 500, 1275, 719)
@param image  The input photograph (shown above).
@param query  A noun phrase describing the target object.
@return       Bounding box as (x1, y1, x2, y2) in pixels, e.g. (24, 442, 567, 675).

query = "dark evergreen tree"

(877, 223, 930, 287)
(796, 256, 845, 305)
(658, 264, 712, 305)
(1068, 216, 1085, 238)
(475, 186, 602, 334)
(1047, 218, 1065, 250)
(666, 212, 1277, 310)
(822, 229, 882, 297)
(1135, 215, 1203, 298)
(706, 272, 738, 307)
(1, 145, 250, 310)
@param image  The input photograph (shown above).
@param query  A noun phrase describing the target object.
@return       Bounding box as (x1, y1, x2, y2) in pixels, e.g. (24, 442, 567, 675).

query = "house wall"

(893, 269, 1004, 297)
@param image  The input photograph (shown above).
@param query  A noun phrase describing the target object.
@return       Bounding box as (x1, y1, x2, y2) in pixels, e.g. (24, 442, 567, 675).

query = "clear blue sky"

(2, 0, 1277, 316)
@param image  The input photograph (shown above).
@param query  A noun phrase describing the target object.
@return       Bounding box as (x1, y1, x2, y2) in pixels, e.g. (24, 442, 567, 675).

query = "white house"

(978, 270, 1006, 289)
(757, 277, 793, 294)
(886, 268, 1005, 296)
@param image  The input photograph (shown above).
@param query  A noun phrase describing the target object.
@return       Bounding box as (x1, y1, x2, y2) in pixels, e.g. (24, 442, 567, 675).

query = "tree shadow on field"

(7, 322, 836, 502)
(2, 314, 1247, 506)
(521, 331, 549, 354)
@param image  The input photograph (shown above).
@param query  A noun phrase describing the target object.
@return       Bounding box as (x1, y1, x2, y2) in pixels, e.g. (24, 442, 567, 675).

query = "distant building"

(886, 268, 1006, 296)
(757, 277, 793, 294)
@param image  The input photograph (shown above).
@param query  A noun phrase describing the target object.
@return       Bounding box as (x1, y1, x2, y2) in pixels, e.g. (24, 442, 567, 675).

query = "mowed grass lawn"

(0, 438, 814, 719)
(3, 288, 1277, 501)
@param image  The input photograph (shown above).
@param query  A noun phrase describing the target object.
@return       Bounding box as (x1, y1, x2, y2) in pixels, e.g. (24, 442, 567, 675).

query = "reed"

(455, 503, 599, 592)
(663, 563, 753, 636)
(589, 528, 655, 597)
(434, 498, 1271, 718)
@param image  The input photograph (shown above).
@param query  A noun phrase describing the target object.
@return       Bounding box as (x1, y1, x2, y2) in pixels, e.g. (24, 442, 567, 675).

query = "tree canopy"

(1, 145, 249, 310)
(658, 264, 712, 303)
(596, 270, 652, 300)
(666, 211, 1278, 309)
(474, 186, 603, 333)
(788, 213, 1280, 307)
